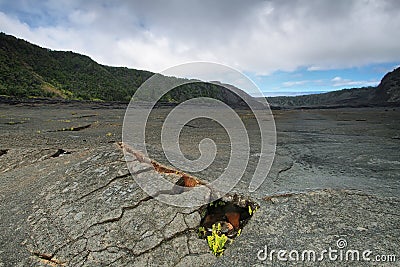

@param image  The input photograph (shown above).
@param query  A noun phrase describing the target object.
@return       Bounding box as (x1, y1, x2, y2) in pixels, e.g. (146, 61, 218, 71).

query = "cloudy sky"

(1, 0, 400, 96)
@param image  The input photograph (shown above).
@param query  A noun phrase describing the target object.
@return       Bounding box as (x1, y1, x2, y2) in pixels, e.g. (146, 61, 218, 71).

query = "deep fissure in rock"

(32, 251, 65, 266)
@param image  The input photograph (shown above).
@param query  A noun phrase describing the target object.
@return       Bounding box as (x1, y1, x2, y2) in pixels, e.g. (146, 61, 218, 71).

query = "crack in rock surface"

(17, 144, 215, 266)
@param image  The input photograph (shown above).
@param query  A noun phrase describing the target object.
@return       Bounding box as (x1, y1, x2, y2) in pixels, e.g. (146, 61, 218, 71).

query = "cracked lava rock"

(0, 104, 399, 266)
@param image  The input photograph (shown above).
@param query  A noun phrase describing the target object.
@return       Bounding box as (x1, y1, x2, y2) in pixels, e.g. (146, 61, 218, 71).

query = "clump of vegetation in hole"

(198, 194, 259, 256)
(205, 223, 229, 256)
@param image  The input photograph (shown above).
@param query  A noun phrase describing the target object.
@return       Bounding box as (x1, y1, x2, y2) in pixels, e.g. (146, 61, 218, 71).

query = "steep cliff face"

(211, 81, 265, 108)
(375, 67, 400, 104)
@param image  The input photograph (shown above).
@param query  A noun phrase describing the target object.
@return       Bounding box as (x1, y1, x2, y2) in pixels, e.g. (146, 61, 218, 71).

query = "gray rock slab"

(0, 105, 399, 266)
(0, 144, 212, 266)
(215, 189, 399, 266)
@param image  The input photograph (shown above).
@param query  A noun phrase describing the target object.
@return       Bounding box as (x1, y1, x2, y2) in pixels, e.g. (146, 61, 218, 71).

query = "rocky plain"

(0, 99, 399, 266)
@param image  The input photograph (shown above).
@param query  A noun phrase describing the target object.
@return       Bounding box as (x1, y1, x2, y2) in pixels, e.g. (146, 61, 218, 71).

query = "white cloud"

(331, 77, 342, 82)
(282, 80, 309, 87)
(282, 79, 324, 87)
(331, 76, 379, 87)
(1, 0, 400, 74)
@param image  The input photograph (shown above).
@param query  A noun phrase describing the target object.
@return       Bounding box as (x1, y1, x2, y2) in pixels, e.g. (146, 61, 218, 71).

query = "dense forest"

(0, 32, 244, 104)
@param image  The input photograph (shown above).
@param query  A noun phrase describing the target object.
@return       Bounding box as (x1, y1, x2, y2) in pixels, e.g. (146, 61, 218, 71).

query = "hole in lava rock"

(0, 149, 8, 157)
(51, 149, 71, 158)
(198, 193, 260, 256)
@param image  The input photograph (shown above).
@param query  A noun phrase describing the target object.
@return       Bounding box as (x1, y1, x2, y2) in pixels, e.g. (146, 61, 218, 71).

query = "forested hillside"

(0, 32, 247, 105)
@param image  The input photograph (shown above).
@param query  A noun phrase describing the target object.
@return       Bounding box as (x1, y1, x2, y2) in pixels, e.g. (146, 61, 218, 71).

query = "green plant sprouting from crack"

(248, 205, 258, 215)
(206, 223, 229, 256)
